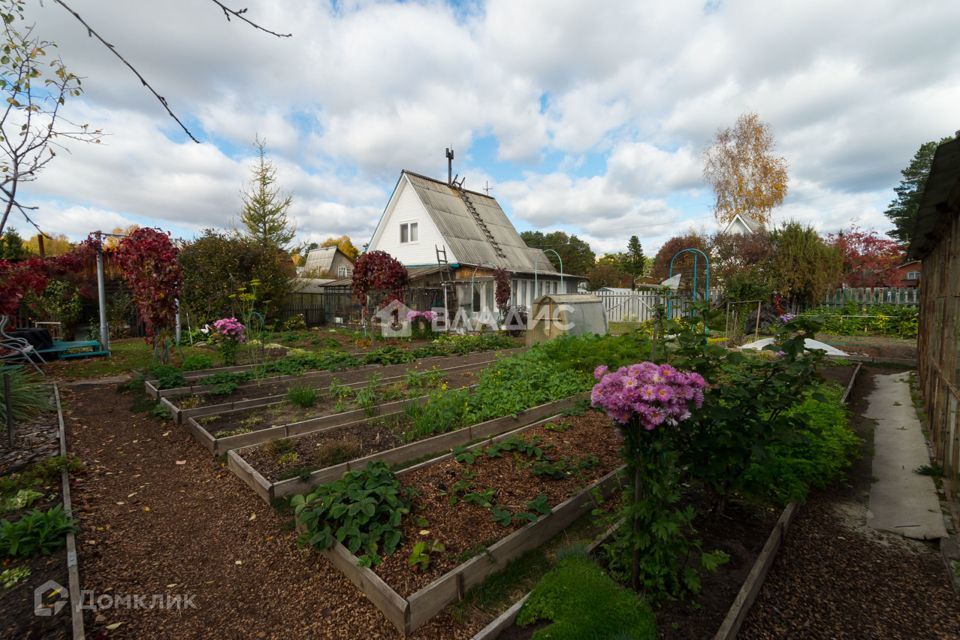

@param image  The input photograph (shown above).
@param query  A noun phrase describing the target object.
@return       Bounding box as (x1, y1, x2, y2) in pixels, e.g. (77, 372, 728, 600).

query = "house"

(359, 170, 583, 316)
(893, 260, 921, 288)
(721, 212, 761, 235)
(299, 246, 355, 279)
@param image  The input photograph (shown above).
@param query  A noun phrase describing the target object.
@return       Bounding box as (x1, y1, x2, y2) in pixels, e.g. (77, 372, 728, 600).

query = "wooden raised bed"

(228, 394, 588, 503)
(321, 466, 624, 635)
(146, 347, 522, 400)
(162, 354, 504, 424)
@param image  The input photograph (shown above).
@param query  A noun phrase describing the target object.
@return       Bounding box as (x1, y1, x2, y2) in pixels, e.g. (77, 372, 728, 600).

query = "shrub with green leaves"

(0, 505, 74, 559)
(742, 383, 859, 504)
(180, 354, 215, 371)
(150, 364, 186, 390)
(291, 462, 412, 567)
(801, 302, 918, 339)
(0, 365, 51, 426)
(517, 550, 657, 640)
(287, 385, 319, 408)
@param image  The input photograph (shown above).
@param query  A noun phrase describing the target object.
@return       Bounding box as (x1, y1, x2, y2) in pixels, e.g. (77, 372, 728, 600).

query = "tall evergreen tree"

(884, 136, 955, 245)
(624, 235, 646, 288)
(240, 137, 295, 250)
(0, 227, 29, 260)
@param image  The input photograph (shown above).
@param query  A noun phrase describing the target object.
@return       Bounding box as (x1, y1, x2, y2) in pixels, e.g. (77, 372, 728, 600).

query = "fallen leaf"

(175, 460, 186, 465)
(143, 506, 150, 512)
(105, 622, 123, 630)
(248, 513, 256, 521)
(235, 560, 242, 565)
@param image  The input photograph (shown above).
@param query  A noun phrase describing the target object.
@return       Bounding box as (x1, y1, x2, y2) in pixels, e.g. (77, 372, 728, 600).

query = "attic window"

(401, 222, 418, 243)
(907, 271, 920, 281)
(337, 266, 349, 278)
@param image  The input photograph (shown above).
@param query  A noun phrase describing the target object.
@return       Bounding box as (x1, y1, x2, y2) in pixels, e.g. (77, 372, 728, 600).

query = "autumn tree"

(520, 230, 596, 276)
(768, 222, 842, 309)
(240, 137, 295, 250)
(321, 235, 360, 260)
(0, 0, 100, 236)
(586, 262, 628, 290)
(24, 232, 72, 256)
(827, 226, 904, 287)
(703, 112, 788, 228)
(709, 230, 774, 301)
(884, 136, 955, 245)
(651, 233, 710, 293)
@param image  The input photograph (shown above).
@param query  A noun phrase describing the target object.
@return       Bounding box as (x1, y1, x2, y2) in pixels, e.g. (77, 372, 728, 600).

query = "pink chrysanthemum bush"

(211, 317, 246, 365)
(591, 361, 725, 598)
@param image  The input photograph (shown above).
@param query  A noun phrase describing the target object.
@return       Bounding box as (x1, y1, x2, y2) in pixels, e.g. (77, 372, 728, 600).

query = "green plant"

(543, 421, 573, 433)
(916, 463, 944, 478)
(462, 488, 496, 509)
(284, 314, 307, 331)
(149, 403, 172, 420)
(180, 354, 215, 371)
(492, 506, 512, 527)
(269, 438, 295, 456)
(0, 505, 75, 558)
(150, 364, 186, 390)
(526, 494, 551, 516)
(276, 451, 300, 466)
(287, 385, 319, 408)
(1, 565, 30, 589)
(516, 551, 657, 640)
(407, 538, 445, 571)
(209, 381, 238, 396)
(0, 457, 81, 495)
(200, 371, 253, 387)
(453, 445, 480, 465)
(292, 463, 412, 567)
(216, 427, 252, 438)
(0, 365, 51, 426)
(0, 489, 44, 514)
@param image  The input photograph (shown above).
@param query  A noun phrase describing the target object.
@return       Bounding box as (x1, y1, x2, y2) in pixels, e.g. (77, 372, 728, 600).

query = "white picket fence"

(589, 289, 693, 323)
(822, 287, 919, 307)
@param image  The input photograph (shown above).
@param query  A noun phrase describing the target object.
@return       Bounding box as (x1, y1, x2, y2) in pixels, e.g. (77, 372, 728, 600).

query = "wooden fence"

(589, 290, 693, 323)
(822, 287, 920, 307)
(917, 215, 960, 504)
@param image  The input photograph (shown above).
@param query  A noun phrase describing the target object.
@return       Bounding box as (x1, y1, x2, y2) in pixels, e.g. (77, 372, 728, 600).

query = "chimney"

(445, 147, 454, 185)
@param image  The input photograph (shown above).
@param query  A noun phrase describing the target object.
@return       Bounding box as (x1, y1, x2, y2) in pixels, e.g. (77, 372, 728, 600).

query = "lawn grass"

(45, 339, 218, 381)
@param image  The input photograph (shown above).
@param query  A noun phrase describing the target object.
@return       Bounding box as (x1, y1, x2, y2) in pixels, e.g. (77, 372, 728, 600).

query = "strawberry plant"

(0, 505, 74, 559)
(292, 463, 412, 567)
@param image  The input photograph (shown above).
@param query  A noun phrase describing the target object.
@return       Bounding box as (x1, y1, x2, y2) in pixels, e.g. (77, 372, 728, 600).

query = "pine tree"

(240, 138, 295, 249)
(624, 235, 646, 288)
(884, 136, 954, 245)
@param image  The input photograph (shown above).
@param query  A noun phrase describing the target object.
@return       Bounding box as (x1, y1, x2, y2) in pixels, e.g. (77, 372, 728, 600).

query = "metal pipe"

(532, 248, 564, 298)
(95, 234, 109, 351)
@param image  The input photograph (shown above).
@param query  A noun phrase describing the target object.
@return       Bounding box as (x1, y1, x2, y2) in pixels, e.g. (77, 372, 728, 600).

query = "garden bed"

(300, 407, 624, 634)
(229, 394, 588, 503)
(161, 349, 516, 423)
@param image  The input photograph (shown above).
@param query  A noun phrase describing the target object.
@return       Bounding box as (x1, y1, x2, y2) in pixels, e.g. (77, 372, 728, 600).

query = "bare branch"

(209, 1, 292, 38)
(51, 0, 201, 143)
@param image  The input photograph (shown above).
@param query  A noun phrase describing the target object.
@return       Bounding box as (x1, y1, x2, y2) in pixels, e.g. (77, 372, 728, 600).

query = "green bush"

(291, 462, 412, 567)
(0, 365, 51, 426)
(180, 354, 215, 371)
(742, 383, 859, 504)
(150, 364, 186, 390)
(0, 505, 75, 559)
(283, 314, 307, 331)
(517, 550, 657, 640)
(802, 303, 918, 339)
(287, 385, 319, 408)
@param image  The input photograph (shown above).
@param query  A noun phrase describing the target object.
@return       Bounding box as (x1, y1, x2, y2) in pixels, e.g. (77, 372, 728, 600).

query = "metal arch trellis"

(667, 247, 710, 335)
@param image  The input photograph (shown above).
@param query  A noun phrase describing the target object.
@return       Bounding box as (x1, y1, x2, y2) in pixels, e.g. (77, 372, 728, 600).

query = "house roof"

(401, 171, 560, 275)
(721, 212, 762, 235)
(908, 137, 960, 260)
(302, 246, 352, 274)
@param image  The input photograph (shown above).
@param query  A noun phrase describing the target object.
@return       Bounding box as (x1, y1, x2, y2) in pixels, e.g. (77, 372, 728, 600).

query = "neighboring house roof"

(909, 136, 960, 260)
(391, 171, 560, 275)
(321, 265, 447, 288)
(897, 260, 921, 268)
(721, 212, 762, 235)
(302, 246, 353, 274)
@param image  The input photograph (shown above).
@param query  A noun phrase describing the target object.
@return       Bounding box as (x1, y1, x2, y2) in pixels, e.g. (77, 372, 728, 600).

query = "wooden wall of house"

(917, 205, 960, 504)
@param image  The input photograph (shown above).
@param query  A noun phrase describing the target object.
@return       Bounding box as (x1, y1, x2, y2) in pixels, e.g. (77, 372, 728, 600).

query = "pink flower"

(594, 365, 609, 381)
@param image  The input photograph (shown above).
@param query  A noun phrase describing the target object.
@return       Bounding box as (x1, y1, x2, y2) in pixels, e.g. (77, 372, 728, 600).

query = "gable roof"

(398, 171, 559, 274)
(302, 246, 352, 274)
(721, 212, 761, 235)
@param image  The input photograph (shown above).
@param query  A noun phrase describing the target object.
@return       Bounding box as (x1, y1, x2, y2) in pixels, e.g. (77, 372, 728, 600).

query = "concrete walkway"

(866, 372, 948, 540)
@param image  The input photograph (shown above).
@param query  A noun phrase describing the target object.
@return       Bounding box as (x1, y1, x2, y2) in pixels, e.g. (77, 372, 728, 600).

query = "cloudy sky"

(12, 0, 960, 256)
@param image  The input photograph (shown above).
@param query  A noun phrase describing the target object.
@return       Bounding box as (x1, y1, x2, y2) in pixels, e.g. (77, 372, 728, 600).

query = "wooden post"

(4, 373, 13, 449)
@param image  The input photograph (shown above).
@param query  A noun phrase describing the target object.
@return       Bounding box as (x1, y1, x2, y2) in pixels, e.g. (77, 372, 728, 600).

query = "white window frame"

(906, 271, 920, 281)
(400, 221, 419, 244)
(337, 265, 349, 278)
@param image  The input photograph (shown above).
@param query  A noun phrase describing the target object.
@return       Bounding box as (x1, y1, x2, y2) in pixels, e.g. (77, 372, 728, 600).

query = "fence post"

(4, 372, 12, 450)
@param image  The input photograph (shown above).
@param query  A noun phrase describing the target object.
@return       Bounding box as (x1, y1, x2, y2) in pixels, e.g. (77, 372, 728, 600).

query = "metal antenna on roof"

(445, 147, 454, 184)
(483, 181, 493, 196)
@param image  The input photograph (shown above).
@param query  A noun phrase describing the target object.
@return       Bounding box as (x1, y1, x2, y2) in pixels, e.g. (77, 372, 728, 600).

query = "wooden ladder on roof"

(435, 245, 454, 331)
(459, 189, 508, 261)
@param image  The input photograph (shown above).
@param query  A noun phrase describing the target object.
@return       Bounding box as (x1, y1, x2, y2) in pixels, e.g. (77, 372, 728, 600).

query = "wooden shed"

(909, 135, 960, 503)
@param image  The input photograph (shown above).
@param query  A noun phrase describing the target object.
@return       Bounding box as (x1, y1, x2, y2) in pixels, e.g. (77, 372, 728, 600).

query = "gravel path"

(741, 367, 960, 640)
(65, 384, 484, 639)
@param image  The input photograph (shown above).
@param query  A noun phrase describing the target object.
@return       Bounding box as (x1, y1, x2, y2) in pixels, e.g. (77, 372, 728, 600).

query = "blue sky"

(11, 0, 960, 256)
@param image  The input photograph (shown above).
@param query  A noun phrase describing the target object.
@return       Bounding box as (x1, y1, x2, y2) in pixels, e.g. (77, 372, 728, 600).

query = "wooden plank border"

(147, 348, 523, 399)
(54, 384, 85, 640)
(314, 465, 624, 636)
(841, 362, 863, 405)
(228, 394, 589, 503)
(167, 356, 502, 424)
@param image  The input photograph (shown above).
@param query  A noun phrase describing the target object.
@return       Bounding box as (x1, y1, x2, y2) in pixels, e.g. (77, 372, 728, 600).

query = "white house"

(362, 170, 582, 316)
(721, 212, 762, 235)
(299, 246, 355, 279)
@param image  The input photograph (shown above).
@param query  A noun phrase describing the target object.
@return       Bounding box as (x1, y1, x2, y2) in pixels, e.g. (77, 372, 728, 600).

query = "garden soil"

(62, 384, 489, 639)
